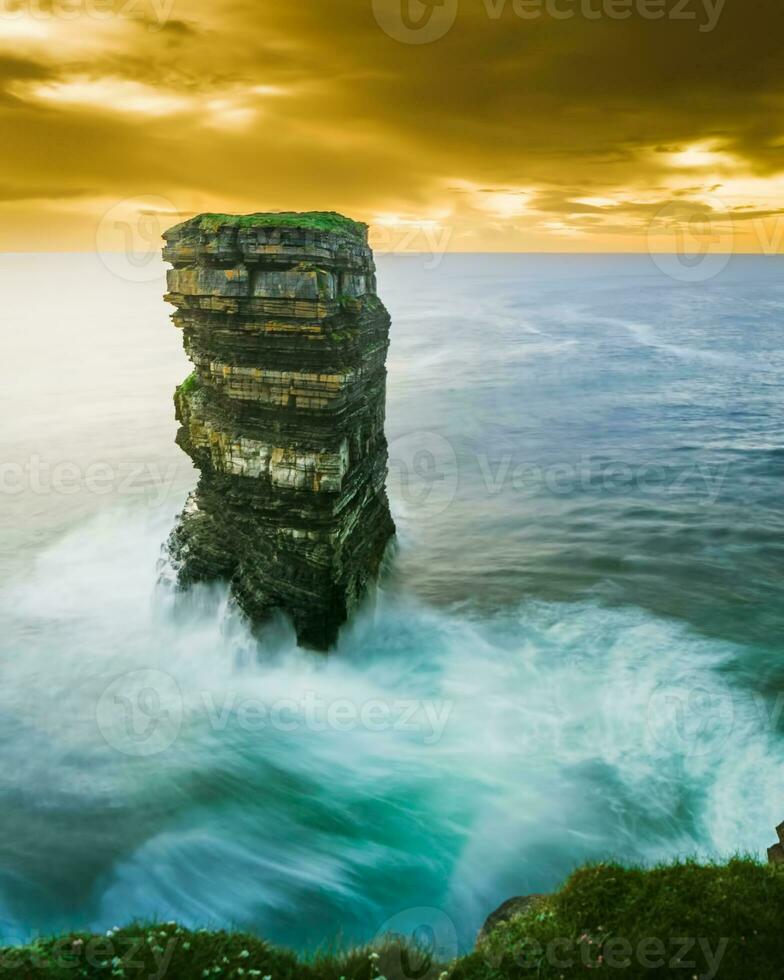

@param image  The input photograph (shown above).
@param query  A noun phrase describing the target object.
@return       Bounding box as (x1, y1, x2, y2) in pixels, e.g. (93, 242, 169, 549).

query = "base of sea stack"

(162, 211, 396, 651)
(168, 479, 395, 650)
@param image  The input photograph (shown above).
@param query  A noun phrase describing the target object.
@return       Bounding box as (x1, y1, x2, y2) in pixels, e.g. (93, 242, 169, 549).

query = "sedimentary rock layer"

(163, 212, 395, 649)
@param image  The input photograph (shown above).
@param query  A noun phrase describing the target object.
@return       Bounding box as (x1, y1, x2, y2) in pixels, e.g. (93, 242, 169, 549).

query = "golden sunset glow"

(0, 0, 782, 251)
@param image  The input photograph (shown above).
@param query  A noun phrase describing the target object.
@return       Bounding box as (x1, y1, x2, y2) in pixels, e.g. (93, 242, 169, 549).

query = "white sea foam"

(0, 505, 780, 948)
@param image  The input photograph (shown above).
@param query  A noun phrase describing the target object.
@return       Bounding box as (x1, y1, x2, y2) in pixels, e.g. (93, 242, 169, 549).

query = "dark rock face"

(769, 822, 784, 865)
(163, 212, 395, 649)
(476, 895, 550, 946)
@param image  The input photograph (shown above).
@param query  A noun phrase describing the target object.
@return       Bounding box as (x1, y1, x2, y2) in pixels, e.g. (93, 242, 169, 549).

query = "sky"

(1, 0, 783, 252)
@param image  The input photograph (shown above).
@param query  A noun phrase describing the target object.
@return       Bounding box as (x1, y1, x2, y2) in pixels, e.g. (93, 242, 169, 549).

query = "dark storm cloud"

(0, 0, 781, 248)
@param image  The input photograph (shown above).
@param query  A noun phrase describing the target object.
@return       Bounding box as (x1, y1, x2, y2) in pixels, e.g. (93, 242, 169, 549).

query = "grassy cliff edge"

(3, 859, 782, 979)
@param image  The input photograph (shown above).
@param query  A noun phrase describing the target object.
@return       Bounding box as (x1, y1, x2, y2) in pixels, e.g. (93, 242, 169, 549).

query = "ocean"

(1, 251, 782, 954)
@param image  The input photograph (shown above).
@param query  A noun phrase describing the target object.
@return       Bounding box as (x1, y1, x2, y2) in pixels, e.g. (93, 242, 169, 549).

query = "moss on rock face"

(454, 858, 784, 979)
(176, 371, 199, 396)
(170, 211, 368, 241)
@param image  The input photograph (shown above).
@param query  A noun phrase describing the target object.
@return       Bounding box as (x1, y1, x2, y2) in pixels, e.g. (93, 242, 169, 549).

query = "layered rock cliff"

(163, 212, 395, 649)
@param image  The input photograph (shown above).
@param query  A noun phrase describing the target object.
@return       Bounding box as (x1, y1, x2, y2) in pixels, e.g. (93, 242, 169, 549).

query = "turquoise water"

(1, 253, 782, 953)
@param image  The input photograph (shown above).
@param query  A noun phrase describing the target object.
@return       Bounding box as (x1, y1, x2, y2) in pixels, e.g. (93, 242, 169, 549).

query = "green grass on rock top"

(173, 211, 368, 241)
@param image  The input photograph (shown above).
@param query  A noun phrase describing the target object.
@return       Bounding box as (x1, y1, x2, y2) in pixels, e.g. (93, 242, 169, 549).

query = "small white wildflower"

(369, 952, 380, 961)
(239, 950, 250, 958)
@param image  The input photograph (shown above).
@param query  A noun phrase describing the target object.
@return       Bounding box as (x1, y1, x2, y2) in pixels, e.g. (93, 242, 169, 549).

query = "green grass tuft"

(452, 857, 784, 979)
(0, 927, 439, 980)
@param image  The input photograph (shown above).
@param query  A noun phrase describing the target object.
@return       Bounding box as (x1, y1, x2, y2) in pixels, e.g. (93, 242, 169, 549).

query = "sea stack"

(162, 212, 395, 649)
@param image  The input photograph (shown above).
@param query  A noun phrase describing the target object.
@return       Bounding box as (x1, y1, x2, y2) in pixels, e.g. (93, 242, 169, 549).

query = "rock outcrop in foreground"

(769, 822, 784, 865)
(163, 212, 395, 649)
